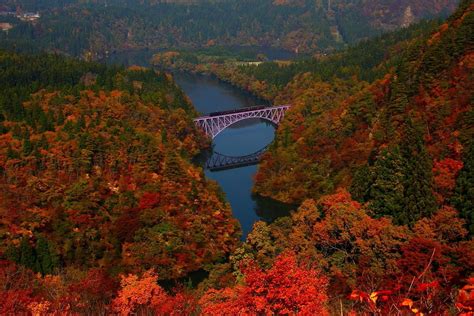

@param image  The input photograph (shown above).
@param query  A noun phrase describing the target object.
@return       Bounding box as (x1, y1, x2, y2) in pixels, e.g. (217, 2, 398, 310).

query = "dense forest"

(249, 2, 474, 312)
(0, 51, 243, 313)
(152, 18, 445, 100)
(0, 0, 473, 315)
(254, 0, 473, 208)
(0, 0, 459, 58)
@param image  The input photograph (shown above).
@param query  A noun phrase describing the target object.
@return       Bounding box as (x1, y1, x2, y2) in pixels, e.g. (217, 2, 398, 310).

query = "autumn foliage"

(112, 270, 195, 315)
(0, 2, 473, 315)
(254, 2, 474, 209)
(200, 252, 329, 315)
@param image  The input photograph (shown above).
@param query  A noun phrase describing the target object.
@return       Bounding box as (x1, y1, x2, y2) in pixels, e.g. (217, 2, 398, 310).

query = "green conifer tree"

(350, 164, 375, 203)
(22, 129, 33, 156)
(35, 236, 54, 275)
(5, 243, 20, 263)
(451, 142, 474, 235)
(368, 147, 405, 221)
(19, 238, 36, 270)
(164, 151, 183, 179)
(399, 120, 437, 224)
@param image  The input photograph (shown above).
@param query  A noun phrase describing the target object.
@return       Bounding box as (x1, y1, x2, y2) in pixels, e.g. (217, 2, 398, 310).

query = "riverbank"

(173, 72, 295, 238)
(152, 51, 288, 101)
(101, 50, 296, 238)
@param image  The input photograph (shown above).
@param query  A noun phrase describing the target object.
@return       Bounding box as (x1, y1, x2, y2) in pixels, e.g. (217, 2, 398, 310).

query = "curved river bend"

(103, 51, 293, 238)
(174, 72, 293, 238)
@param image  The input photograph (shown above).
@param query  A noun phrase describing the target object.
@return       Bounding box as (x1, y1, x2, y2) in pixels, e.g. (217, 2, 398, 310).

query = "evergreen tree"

(22, 130, 33, 156)
(164, 151, 183, 179)
(39, 111, 54, 132)
(35, 236, 54, 275)
(368, 120, 436, 225)
(0, 122, 7, 134)
(451, 142, 474, 235)
(161, 128, 168, 144)
(350, 164, 375, 203)
(5, 243, 20, 263)
(19, 238, 36, 270)
(56, 110, 65, 126)
(38, 134, 49, 150)
(399, 120, 437, 224)
(6, 145, 19, 159)
(76, 114, 86, 132)
(368, 147, 405, 221)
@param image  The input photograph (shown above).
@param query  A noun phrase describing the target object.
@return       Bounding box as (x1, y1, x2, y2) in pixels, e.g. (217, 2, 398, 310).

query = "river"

(103, 49, 295, 238)
(174, 72, 294, 238)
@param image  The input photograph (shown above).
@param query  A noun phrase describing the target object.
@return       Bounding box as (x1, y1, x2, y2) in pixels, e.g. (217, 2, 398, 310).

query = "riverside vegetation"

(0, 0, 473, 314)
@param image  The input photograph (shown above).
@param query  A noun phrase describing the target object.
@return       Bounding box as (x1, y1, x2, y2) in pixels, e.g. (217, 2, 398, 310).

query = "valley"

(0, 0, 472, 314)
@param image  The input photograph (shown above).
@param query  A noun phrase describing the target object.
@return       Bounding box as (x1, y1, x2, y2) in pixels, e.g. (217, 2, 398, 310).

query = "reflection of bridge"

(194, 105, 291, 139)
(206, 145, 270, 171)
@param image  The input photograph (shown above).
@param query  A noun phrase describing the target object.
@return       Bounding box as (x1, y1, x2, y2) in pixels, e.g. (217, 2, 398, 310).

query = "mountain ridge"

(0, 0, 459, 57)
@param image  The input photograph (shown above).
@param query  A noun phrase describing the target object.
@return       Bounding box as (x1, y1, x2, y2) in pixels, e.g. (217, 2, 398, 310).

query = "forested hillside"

(254, 0, 473, 224)
(151, 19, 443, 100)
(232, 2, 474, 314)
(0, 0, 473, 315)
(0, 0, 459, 58)
(0, 51, 241, 313)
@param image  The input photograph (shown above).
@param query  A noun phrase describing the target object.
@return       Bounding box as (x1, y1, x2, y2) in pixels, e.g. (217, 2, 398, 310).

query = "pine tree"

(6, 145, 19, 159)
(19, 238, 36, 270)
(75, 114, 86, 132)
(451, 142, 474, 235)
(164, 151, 183, 179)
(22, 129, 33, 156)
(35, 236, 53, 275)
(368, 120, 436, 225)
(5, 243, 20, 263)
(161, 128, 168, 144)
(399, 120, 437, 224)
(350, 164, 374, 202)
(39, 111, 54, 132)
(56, 110, 65, 126)
(38, 134, 49, 149)
(368, 147, 405, 221)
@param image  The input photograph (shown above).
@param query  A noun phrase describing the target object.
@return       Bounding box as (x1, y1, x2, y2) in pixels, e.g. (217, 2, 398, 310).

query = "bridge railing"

(193, 104, 291, 140)
(194, 104, 291, 121)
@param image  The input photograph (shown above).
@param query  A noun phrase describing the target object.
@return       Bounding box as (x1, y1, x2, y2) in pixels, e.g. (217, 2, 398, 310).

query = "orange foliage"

(457, 278, 474, 315)
(433, 158, 463, 202)
(112, 269, 196, 316)
(112, 270, 169, 315)
(200, 252, 329, 315)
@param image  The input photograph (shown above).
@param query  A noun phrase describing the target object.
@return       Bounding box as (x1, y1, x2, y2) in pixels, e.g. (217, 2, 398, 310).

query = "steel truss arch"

(193, 105, 291, 139)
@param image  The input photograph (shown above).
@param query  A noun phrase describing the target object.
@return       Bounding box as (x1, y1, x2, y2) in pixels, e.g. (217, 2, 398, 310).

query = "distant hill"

(0, 0, 459, 57)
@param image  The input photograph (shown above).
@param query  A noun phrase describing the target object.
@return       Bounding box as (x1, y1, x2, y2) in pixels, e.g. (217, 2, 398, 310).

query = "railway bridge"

(194, 104, 290, 170)
(193, 104, 291, 140)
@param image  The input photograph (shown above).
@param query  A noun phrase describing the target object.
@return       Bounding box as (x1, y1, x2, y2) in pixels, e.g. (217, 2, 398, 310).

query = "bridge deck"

(196, 104, 290, 120)
(193, 104, 291, 139)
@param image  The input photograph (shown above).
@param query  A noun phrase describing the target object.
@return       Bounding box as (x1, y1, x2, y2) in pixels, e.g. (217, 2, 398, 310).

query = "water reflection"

(253, 195, 296, 222)
(206, 143, 271, 171)
(174, 72, 295, 238)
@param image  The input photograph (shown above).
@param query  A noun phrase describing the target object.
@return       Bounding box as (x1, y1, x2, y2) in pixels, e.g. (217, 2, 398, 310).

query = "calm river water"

(174, 72, 293, 238)
(104, 50, 294, 238)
